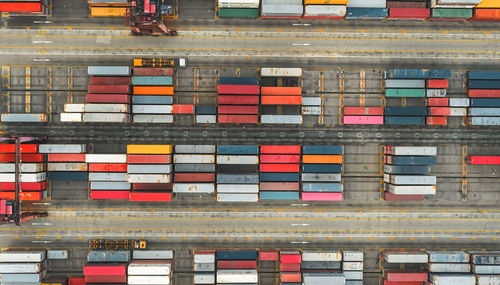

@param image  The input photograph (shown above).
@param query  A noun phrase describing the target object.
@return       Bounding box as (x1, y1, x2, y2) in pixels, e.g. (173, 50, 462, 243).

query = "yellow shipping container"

(304, 0, 349, 4)
(127, 145, 173, 154)
(89, 6, 127, 17)
(476, 0, 500, 8)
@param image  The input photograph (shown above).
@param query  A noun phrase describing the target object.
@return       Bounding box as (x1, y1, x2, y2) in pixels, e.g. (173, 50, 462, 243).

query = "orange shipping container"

(261, 96, 302, 105)
(473, 9, 500, 21)
(0, 191, 44, 201)
(302, 155, 343, 164)
(261, 87, 302, 96)
(133, 86, 174, 95)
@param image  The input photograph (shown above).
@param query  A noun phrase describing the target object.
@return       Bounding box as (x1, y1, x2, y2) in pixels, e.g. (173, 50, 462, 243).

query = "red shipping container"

(133, 68, 174, 76)
(132, 183, 172, 190)
(174, 173, 215, 182)
(90, 77, 131, 85)
(0, 200, 6, 215)
(0, 181, 47, 191)
(218, 115, 258, 124)
(259, 182, 299, 191)
(90, 191, 129, 200)
(427, 79, 449, 89)
(469, 89, 500, 98)
(0, 144, 38, 153)
(127, 154, 171, 164)
(426, 117, 447, 126)
(87, 85, 129, 94)
(280, 254, 301, 264)
(261, 87, 302, 96)
(86, 94, 130, 103)
(260, 164, 299, 173)
(343, 107, 384, 115)
(0, 3, 43, 12)
(48, 153, 86, 162)
(218, 85, 260, 95)
(217, 260, 257, 269)
(218, 95, 260, 105)
(260, 145, 301, 154)
(260, 155, 300, 163)
(429, 107, 450, 116)
(172, 104, 194, 114)
(427, 98, 449, 106)
(88, 163, 127, 172)
(68, 277, 85, 285)
(0, 191, 44, 201)
(0, 153, 43, 162)
(388, 8, 430, 19)
(129, 192, 172, 201)
(218, 105, 259, 114)
(473, 9, 500, 21)
(387, 1, 427, 8)
(303, 15, 343, 19)
(384, 270, 427, 282)
(384, 192, 425, 201)
(259, 251, 278, 261)
(280, 262, 301, 272)
(468, 156, 500, 165)
(384, 281, 424, 285)
(84, 275, 127, 283)
(280, 272, 301, 282)
(261, 96, 302, 105)
(195, 250, 215, 255)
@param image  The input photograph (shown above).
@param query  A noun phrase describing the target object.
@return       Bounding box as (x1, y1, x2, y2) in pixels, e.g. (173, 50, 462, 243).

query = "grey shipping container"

(88, 172, 128, 182)
(261, 4, 303, 16)
(87, 250, 130, 262)
(39, 144, 86, 153)
(301, 261, 341, 270)
(47, 250, 68, 260)
(127, 164, 172, 174)
(132, 96, 173, 105)
(302, 183, 343, 192)
(133, 250, 173, 260)
(0, 263, 44, 273)
(426, 251, 469, 263)
(468, 108, 500, 116)
(216, 174, 259, 184)
(428, 263, 471, 273)
(473, 265, 500, 274)
(88, 66, 131, 76)
(385, 79, 426, 88)
(90, 181, 130, 190)
(175, 145, 216, 154)
(0, 271, 46, 283)
(175, 164, 215, 173)
(194, 263, 215, 272)
(469, 117, 500, 126)
(429, 274, 475, 285)
(344, 271, 363, 280)
(301, 173, 341, 182)
(477, 275, 500, 285)
(302, 272, 346, 284)
(384, 165, 430, 175)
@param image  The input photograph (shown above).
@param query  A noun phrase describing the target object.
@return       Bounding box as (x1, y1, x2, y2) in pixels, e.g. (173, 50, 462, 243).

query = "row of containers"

(218, 0, 500, 21)
(2, 142, 500, 203)
(2, 249, 500, 284)
(87, 0, 175, 18)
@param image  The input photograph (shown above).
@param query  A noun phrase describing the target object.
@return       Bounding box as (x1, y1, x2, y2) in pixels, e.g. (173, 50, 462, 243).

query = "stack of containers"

(217, 77, 260, 124)
(473, 0, 500, 21)
(427, 78, 468, 126)
(343, 251, 364, 284)
(383, 251, 429, 285)
(303, 0, 347, 19)
(259, 145, 301, 201)
(261, 0, 303, 19)
(301, 145, 344, 201)
(218, 0, 259, 18)
(467, 71, 500, 126)
(301, 250, 344, 284)
(193, 250, 215, 285)
(426, 251, 472, 284)
(260, 69, 303, 125)
(173, 145, 215, 196)
(343, 106, 384, 125)
(195, 105, 217, 124)
(280, 251, 302, 284)
(387, 0, 430, 20)
(84, 251, 129, 284)
(216, 145, 259, 202)
(128, 250, 174, 285)
(45, 144, 88, 182)
(216, 250, 258, 284)
(0, 251, 47, 284)
(131, 67, 175, 123)
(346, 0, 388, 19)
(88, 0, 128, 17)
(430, 0, 478, 20)
(127, 145, 172, 202)
(383, 146, 437, 201)
(0, 143, 47, 201)
(86, 153, 129, 200)
(469, 251, 500, 284)
(0, 0, 49, 15)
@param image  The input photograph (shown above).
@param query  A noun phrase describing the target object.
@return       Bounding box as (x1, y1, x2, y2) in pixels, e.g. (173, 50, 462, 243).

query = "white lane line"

(292, 23, 311, 26)
(291, 203, 310, 207)
(291, 224, 310, 226)
(32, 240, 52, 243)
(292, 43, 311, 46)
(33, 21, 52, 24)
(291, 241, 310, 244)
(33, 59, 51, 62)
(31, 223, 52, 226)
(32, 41, 53, 44)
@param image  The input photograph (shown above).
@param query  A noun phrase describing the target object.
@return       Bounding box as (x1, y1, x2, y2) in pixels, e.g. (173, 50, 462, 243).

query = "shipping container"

(86, 154, 126, 163)
(385, 79, 426, 88)
(88, 163, 127, 172)
(218, 115, 259, 124)
(301, 173, 341, 182)
(88, 172, 128, 181)
(260, 154, 300, 163)
(384, 165, 430, 175)
(304, 5, 346, 18)
(303, 145, 343, 155)
(343, 107, 384, 115)
(384, 174, 436, 185)
(477, 275, 500, 285)
(83, 113, 129, 122)
(216, 251, 257, 260)
(301, 261, 341, 270)
(1, 113, 47, 122)
(133, 86, 174, 95)
(132, 95, 172, 104)
(218, 7, 259, 18)
(0, 251, 46, 262)
(427, 98, 449, 106)
(384, 146, 437, 156)
(261, 86, 302, 96)
(87, 66, 130, 76)
(346, 7, 388, 19)
(133, 250, 173, 260)
(384, 252, 429, 263)
(132, 76, 173, 86)
(261, 96, 302, 105)
(385, 116, 425, 125)
(87, 85, 129, 94)
(196, 105, 217, 115)
(468, 89, 500, 98)
(385, 107, 428, 116)
(261, 67, 302, 77)
(219, 77, 259, 85)
(302, 272, 345, 284)
(90, 76, 131, 85)
(0, 163, 45, 173)
(47, 250, 68, 260)
(428, 274, 475, 285)
(468, 71, 500, 80)
(428, 263, 471, 273)
(469, 117, 500, 126)
(90, 190, 129, 199)
(87, 250, 130, 263)
(260, 191, 300, 200)
(0, 271, 47, 282)
(218, 85, 260, 95)
(343, 116, 384, 124)
(90, 181, 130, 190)
(260, 172, 299, 182)
(385, 155, 437, 165)
(133, 68, 173, 76)
(127, 275, 170, 285)
(194, 263, 215, 272)
(173, 183, 214, 193)
(302, 164, 342, 173)
(174, 173, 214, 182)
(427, 89, 447, 97)
(48, 171, 88, 181)
(259, 182, 299, 191)
(281, 272, 301, 282)
(260, 114, 302, 124)
(127, 174, 171, 183)
(383, 270, 428, 282)
(387, 184, 436, 195)
(261, 4, 303, 17)
(218, 95, 260, 105)
(469, 80, 500, 90)
(48, 163, 87, 172)
(216, 269, 258, 283)
(0, 181, 47, 191)
(386, 69, 450, 79)
(260, 164, 299, 172)
(302, 250, 342, 262)
(388, 8, 430, 19)
(218, 105, 259, 114)
(176, 164, 215, 173)
(217, 184, 259, 193)
(471, 98, 500, 107)
(194, 274, 215, 284)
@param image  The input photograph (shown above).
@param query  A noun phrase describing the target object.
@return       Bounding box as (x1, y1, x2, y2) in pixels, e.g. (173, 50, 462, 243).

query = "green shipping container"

(219, 8, 259, 18)
(385, 89, 426, 98)
(431, 8, 473, 19)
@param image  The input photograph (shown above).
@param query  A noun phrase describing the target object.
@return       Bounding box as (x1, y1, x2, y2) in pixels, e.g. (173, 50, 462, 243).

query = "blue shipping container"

(385, 107, 428, 116)
(87, 250, 131, 263)
(471, 254, 500, 265)
(216, 251, 257, 260)
(217, 145, 259, 155)
(260, 191, 300, 200)
(132, 76, 173, 86)
(346, 8, 388, 19)
(302, 164, 343, 173)
(219, 77, 259, 86)
(196, 105, 217, 115)
(468, 80, 500, 90)
(260, 173, 299, 182)
(216, 174, 259, 184)
(385, 116, 425, 125)
(302, 183, 343, 192)
(302, 146, 343, 155)
(132, 96, 173, 105)
(385, 165, 430, 174)
(386, 69, 450, 79)
(470, 98, 500, 107)
(48, 171, 88, 181)
(468, 108, 500, 116)
(430, 69, 451, 79)
(468, 71, 500, 80)
(387, 155, 437, 166)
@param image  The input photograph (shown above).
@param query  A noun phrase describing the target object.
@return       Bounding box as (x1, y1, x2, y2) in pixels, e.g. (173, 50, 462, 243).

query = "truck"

(89, 239, 147, 250)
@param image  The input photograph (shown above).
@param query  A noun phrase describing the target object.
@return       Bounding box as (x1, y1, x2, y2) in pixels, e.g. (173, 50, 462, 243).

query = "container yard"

(1, 1, 500, 285)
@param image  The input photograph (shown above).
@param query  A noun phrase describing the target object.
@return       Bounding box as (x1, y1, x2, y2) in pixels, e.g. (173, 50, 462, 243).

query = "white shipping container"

(132, 105, 173, 114)
(216, 269, 258, 283)
(218, 0, 259, 8)
(449, 108, 467, 117)
(64, 104, 85, 113)
(261, 68, 302, 77)
(385, 79, 426, 88)
(60, 112, 82, 122)
(127, 174, 171, 183)
(383, 146, 437, 156)
(194, 263, 215, 272)
(477, 275, 500, 285)
(194, 273, 215, 284)
(128, 263, 171, 275)
(39, 144, 86, 154)
(388, 184, 436, 195)
(216, 155, 258, 165)
(427, 89, 447, 98)
(89, 172, 128, 181)
(343, 262, 363, 271)
(47, 250, 68, 260)
(1, 113, 46, 122)
(173, 155, 215, 164)
(261, 114, 302, 124)
(127, 164, 172, 174)
(133, 250, 173, 260)
(0, 173, 46, 182)
(173, 183, 214, 193)
(0, 263, 43, 273)
(347, 0, 386, 8)
(344, 270, 363, 280)
(48, 163, 87, 172)
(133, 115, 174, 123)
(384, 252, 429, 263)
(384, 174, 437, 185)
(302, 97, 321, 106)
(175, 145, 216, 154)
(343, 251, 364, 262)
(428, 263, 471, 273)
(449, 98, 470, 107)
(304, 5, 346, 17)
(301, 106, 322, 115)
(302, 251, 342, 262)
(196, 115, 217, 124)
(0, 163, 45, 173)
(429, 274, 475, 285)
(127, 275, 170, 285)
(86, 154, 127, 163)
(473, 265, 500, 274)
(0, 251, 46, 262)
(194, 253, 215, 264)
(216, 193, 259, 202)
(83, 113, 129, 123)
(216, 184, 259, 193)
(84, 104, 128, 113)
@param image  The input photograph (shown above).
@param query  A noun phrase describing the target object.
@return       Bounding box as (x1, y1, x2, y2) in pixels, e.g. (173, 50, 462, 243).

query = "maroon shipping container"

(218, 85, 260, 95)
(259, 251, 278, 261)
(384, 192, 425, 201)
(87, 85, 130, 94)
(83, 264, 126, 275)
(86, 94, 130, 103)
(388, 8, 430, 19)
(132, 183, 173, 190)
(174, 173, 215, 182)
(84, 275, 127, 283)
(280, 262, 301, 271)
(384, 270, 428, 282)
(127, 154, 171, 164)
(218, 115, 258, 124)
(218, 95, 260, 105)
(90, 76, 131, 85)
(218, 105, 259, 114)
(217, 260, 257, 269)
(259, 182, 299, 191)
(386, 1, 427, 8)
(133, 68, 174, 76)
